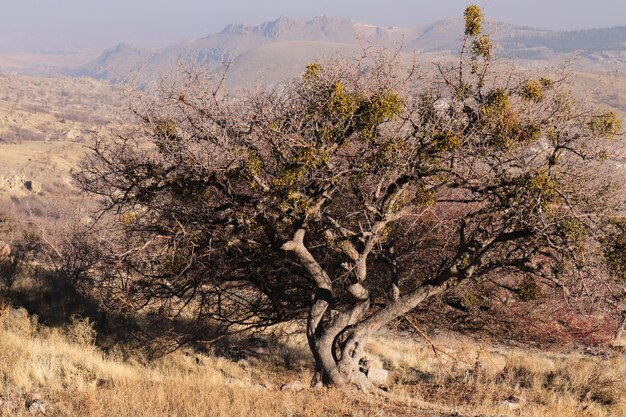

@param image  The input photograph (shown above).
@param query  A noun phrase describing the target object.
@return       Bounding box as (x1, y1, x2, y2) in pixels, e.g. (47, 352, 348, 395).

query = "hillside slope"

(0, 299, 623, 416)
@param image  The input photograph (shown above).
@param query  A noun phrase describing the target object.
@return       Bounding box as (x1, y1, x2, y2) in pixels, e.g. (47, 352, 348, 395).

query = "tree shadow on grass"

(3, 266, 309, 369)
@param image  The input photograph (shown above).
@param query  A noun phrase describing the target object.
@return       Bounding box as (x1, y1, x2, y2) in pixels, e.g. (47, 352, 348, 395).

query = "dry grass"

(0, 308, 438, 416)
(369, 332, 626, 417)
(0, 306, 624, 416)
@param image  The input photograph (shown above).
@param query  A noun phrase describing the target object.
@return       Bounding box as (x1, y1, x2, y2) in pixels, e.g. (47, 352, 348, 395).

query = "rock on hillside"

(0, 174, 42, 196)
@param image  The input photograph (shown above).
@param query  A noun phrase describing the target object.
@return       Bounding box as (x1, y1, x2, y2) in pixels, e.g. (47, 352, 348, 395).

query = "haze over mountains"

(79, 16, 625, 85)
(1, 16, 624, 86)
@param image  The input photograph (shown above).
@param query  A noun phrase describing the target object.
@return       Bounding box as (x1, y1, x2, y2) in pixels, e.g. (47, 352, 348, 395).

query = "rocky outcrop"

(359, 356, 389, 386)
(0, 174, 42, 195)
(280, 380, 306, 392)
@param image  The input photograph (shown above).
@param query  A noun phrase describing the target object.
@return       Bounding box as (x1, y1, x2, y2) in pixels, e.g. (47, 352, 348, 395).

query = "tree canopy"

(75, 5, 625, 392)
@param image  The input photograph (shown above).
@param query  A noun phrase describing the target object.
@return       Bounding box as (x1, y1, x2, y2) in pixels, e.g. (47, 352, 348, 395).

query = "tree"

(75, 6, 624, 392)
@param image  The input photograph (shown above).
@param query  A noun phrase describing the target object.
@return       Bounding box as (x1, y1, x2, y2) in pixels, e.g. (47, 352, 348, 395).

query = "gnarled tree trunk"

(282, 226, 463, 392)
(306, 280, 451, 392)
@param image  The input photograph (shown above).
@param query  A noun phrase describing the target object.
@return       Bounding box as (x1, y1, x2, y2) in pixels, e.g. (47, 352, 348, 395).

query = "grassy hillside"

(0, 284, 624, 416)
(0, 56, 624, 417)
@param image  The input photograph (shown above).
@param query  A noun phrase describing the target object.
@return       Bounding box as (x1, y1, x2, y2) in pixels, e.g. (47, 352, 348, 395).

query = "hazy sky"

(1, 0, 625, 53)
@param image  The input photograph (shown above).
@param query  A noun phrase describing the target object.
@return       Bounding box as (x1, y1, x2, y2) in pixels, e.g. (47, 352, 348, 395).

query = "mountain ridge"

(2, 16, 624, 84)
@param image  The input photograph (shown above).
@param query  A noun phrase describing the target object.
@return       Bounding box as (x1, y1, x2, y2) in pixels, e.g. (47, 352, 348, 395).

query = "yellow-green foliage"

(303, 62, 322, 81)
(546, 128, 560, 145)
(521, 169, 557, 202)
(272, 147, 329, 190)
(588, 110, 622, 138)
(328, 82, 361, 117)
(432, 131, 461, 151)
(292, 147, 329, 170)
(470, 34, 492, 59)
(365, 90, 404, 126)
(317, 126, 344, 143)
(246, 153, 262, 177)
(464, 5, 483, 36)
(374, 138, 407, 166)
(303, 64, 404, 145)
(521, 80, 543, 103)
(481, 89, 521, 149)
(480, 89, 542, 148)
(525, 170, 554, 193)
(281, 191, 312, 214)
(272, 167, 306, 189)
(557, 219, 587, 253)
(325, 81, 403, 140)
(481, 89, 510, 118)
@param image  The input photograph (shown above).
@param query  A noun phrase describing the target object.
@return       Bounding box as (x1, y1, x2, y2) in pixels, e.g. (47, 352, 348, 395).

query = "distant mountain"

(74, 16, 360, 85)
(69, 17, 626, 86)
(221, 16, 356, 42)
(501, 26, 626, 54)
(77, 43, 156, 83)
